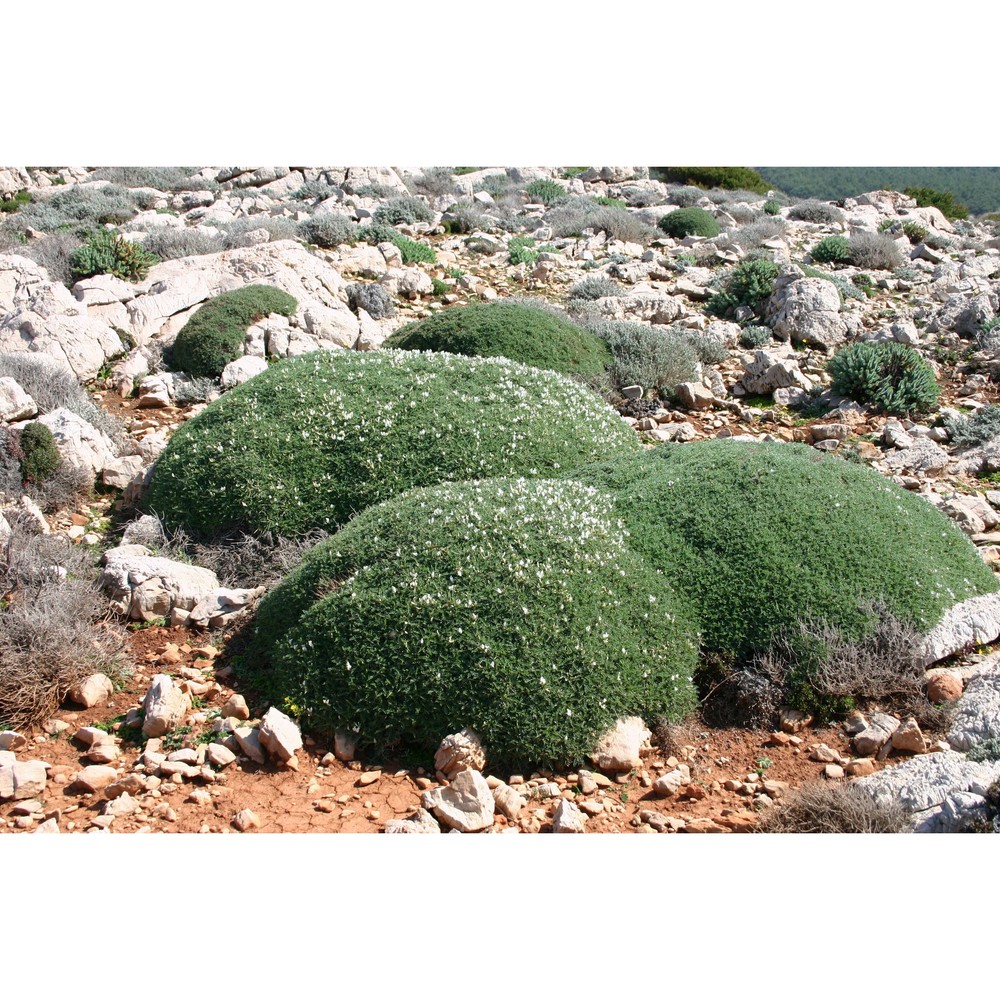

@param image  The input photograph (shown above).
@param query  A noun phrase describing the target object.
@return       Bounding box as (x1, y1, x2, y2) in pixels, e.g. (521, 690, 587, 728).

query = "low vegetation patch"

(828, 341, 940, 416)
(170, 284, 298, 378)
(588, 321, 701, 398)
(944, 403, 1000, 448)
(708, 259, 781, 317)
(69, 231, 160, 282)
(658, 207, 721, 239)
(145, 349, 640, 538)
(654, 167, 770, 195)
(249, 477, 698, 768)
(384, 301, 612, 379)
(756, 782, 909, 833)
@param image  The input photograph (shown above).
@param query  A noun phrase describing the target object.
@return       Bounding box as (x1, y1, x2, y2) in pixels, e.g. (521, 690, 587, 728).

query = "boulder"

(0, 377, 36, 421)
(927, 672, 963, 703)
(100, 544, 221, 622)
(421, 768, 495, 832)
(590, 716, 651, 772)
(552, 799, 587, 833)
(491, 781, 527, 820)
(917, 592, 1000, 668)
(434, 728, 486, 781)
(258, 707, 303, 763)
(768, 276, 848, 351)
(740, 349, 813, 395)
(11, 760, 47, 799)
(853, 713, 900, 757)
(142, 674, 192, 738)
(882, 437, 951, 476)
(948, 662, 1000, 751)
(36, 408, 117, 476)
(220, 355, 268, 390)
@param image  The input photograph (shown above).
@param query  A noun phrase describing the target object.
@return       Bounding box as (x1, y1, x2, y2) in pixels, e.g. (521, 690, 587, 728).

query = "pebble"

(356, 771, 381, 787)
(233, 808, 261, 832)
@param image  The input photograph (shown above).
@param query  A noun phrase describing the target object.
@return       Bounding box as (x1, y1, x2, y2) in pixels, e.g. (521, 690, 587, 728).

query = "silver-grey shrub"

(589, 320, 700, 396)
(848, 231, 902, 271)
(732, 216, 787, 250)
(15, 184, 141, 233)
(373, 196, 435, 226)
(788, 200, 845, 225)
(3, 231, 83, 286)
(296, 212, 357, 248)
(221, 216, 299, 249)
(139, 227, 224, 260)
(568, 276, 622, 300)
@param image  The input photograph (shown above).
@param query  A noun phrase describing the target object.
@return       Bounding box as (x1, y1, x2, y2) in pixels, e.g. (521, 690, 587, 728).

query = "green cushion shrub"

(69, 231, 160, 282)
(563, 441, 998, 666)
(170, 284, 298, 378)
(145, 349, 640, 538)
(384, 301, 612, 379)
(828, 341, 940, 416)
(708, 259, 781, 317)
(763, 199, 782, 216)
(19, 423, 61, 483)
(811, 235, 851, 264)
(524, 178, 567, 205)
(249, 477, 699, 768)
(658, 207, 721, 239)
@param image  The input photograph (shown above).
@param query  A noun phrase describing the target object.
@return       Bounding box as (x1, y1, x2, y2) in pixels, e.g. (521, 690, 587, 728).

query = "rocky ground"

(4, 166, 1000, 833)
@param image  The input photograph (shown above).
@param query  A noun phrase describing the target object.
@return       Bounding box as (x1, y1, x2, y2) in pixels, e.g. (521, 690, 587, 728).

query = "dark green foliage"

(811, 235, 851, 264)
(828, 341, 940, 415)
(904, 186, 969, 221)
(347, 283, 394, 319)
(297, 213, 356, 248)
(763, 199, 781, 216)
(393, 235, 436, 264)
(658, 207, 721, 239)
(524, 178, 567, 205)
(708, 259, 781, 316)
(0, 190, 31, 213)
(249, 477, 698, 767)
(144, 350, 640, 538)
(507, 235, 539, 265)
(944, 404, 1000, 448)
(592, 195, 626, 209)
(567, 276, 622, 300)
(563, 442, 998, 668)
(902, 220, 929, 243)
(654, 167, 770, 195)
(170, 285, 298, 378)
(68, 231, 159, 282)
(18, 423, 60, 484)
(358, 222, 403, 245)
(589, 321, 700, 397)
(431, 277, 449, 297)
(372, 196, 434, 226)
(384, 301, 612, 378)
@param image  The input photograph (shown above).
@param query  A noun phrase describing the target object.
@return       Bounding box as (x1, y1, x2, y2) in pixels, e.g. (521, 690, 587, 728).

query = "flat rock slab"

(917, 592, 1000, 668)
(948, 663, 1000, 751)
(853, 751, 1000, 818)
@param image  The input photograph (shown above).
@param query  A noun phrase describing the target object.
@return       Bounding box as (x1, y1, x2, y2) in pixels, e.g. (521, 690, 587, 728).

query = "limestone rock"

(891, 718, 927, 754)
(0, 377, 36, 421)
(334, 728, 358, 762)
(223, 694, 250, 721)
(0, 730, 27, 751)
(740, 349, 812, 395)
(675, 381, 715, 411)
(653, 765, 691, 797)
(434, 728, 486, 781)
(917, 592, 1000, 667)
(853, 713, 901, 757)
(36, 408, 116, 476)
(206, 743, 237, 768)
(233, 726, 266, 764)
(384, 808, 441, 834)
(11, 760, 47, 799)
(100, 544, 221, 622)
(142, 674, 192, 738)
(552, 799, 587, 833)
(73, 765, 118, 793)
(768, 276, 848, 351)
(258, 706, 303, 763)
(233, 808, 261, 832)
(491, 781, 527, 820)
(948, 662, 1000, 751)
(220, 355, 268, 390)
(882, 437, 950, 476)
(590, 716, 651, 772)
(421, 768, 495, 832)
(68, 673, 114, 709)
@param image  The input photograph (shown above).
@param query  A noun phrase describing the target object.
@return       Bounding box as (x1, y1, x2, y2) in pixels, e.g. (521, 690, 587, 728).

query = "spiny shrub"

(372, 196, 434, 226)
(740, 325, 773, 349)
(788, 200, 845, 225)
(848, 231, 902, 271)
(708, 258, 781, 316)
(384, 301, 612, 378)
(562, 441, 998, 667)
(811, 235, 851, 264)
(654, 167, 770, 195)
(589, 321, 700, 397)
(346, 283, 394, 320)
(4, 231, 82, 286)
(441, 200, 486, 234)
(145, 350, 640, 538)
(658, 207, 721, 239)
(944, 403, 1000, 448)
(905, 186, 969, 221)
(249, 477, 699, 768)
(297, 212, 356, 248)
(170, 284, 298, 378)
(567, 276, 622, 301)
(18, 423, 61, 484)
(828, 341, 940, 415)
(524, 178, 567, 205)
(756, 782, 909, 833)
(69, 231, 160, 282)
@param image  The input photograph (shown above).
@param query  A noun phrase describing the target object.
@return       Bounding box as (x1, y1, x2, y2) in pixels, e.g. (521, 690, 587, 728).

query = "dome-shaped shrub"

(564, 441, 999, 664)
(658, 207, 721, 239)
(171, 284, 298, 378)
(383, 301, 612, 379)
(828, 341, 940, 416)
(249, 477, 699, 767)
(145, 350, 640, 537)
